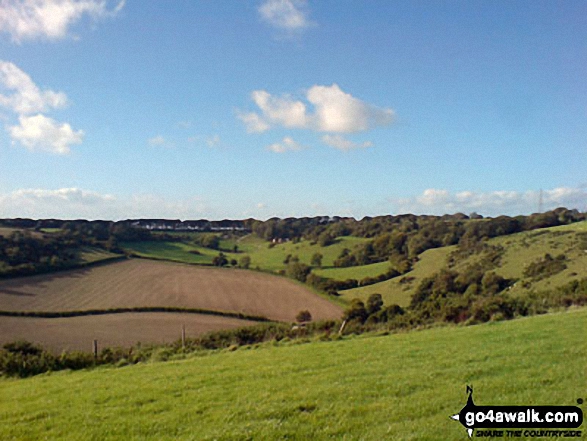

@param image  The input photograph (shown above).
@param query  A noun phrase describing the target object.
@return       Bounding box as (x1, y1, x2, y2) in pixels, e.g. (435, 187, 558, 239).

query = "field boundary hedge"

(0, 306, 270, 323)
(0, 254, 128, 280)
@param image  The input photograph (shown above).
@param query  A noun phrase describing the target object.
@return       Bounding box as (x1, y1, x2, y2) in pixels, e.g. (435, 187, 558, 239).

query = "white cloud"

(0, 188, 211, 220)
(240, 84, 395, 134)
(0, 60, 83, 154)
(258, 0, 311, 32)
(9, 113, 83, 154)
(0, 0, 125, 43)
(237, 110, 271, 133)
(393, 187, 587, 217)
(321, 134, 373, 151)
(251, 90, 308, 129)
(308, 84, 394, 133)
(266, 136, 303, 153)
(0, 60, 68, 114)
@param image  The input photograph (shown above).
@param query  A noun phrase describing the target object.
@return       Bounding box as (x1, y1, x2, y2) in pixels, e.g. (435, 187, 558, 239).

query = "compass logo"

(450, 386, 583, 438)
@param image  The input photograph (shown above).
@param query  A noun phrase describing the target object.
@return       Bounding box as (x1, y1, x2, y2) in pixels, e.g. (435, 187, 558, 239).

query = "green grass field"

(120, 241, 240, 265)
(123, 235, 371, 275)
(236, 235, 370, 271)
(340, 221, 587, 307)
(341, 246, 456, 306)
(1, 308, 585, 440)
(313, 260, 391, 280)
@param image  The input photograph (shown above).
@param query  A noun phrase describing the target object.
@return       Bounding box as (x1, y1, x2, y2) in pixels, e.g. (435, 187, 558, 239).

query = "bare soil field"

(0, 313, 257, 353)
(0, 259, 342, 322)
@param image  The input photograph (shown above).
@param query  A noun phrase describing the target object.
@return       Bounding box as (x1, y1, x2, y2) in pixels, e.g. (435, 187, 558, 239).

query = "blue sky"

(0, 0, 585, 220)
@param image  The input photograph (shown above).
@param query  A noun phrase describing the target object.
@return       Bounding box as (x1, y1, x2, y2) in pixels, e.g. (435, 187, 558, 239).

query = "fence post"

(93, 339, 98, 359)
(338, 320, 347, 335)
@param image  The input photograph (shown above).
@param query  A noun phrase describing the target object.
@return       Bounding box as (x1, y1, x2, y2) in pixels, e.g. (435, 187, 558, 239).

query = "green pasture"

(341, 246, 455, 307)
(313, 260, 391, 280)
(120, 241, 239, 265)
(1, 308, 585, 440)
(235, 235, 370, 271)
(123, 235, 371, 275)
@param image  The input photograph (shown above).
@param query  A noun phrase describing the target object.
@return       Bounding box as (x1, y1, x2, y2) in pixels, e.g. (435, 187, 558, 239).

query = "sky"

(0, 0, 585, 220)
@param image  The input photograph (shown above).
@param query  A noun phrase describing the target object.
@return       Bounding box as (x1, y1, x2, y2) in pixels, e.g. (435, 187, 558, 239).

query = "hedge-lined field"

(0, 259, 341, 322)
(0, 308, 584, 440)
(0, 312, 259, 353)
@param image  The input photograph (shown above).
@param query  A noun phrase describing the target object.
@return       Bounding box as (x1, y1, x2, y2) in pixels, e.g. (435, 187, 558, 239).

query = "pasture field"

(0, 259, 342, 323)
(120, 240, 238, 265)
(313, 260, 391, 281)
(122, 235, 373, 276)
(340, 221, 587, 306)
(0, 308, 584, 440)
(341, 246, 455, 306)
(0, 312, 258, 353)
(227, 235, 370, 271)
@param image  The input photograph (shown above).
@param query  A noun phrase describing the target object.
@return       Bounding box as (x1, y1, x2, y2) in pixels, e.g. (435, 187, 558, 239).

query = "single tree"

(310, 252, 323, 268)
(296, 310, 312, 323)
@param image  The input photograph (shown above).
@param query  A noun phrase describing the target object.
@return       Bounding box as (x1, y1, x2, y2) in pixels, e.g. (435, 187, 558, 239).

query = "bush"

(296, 310, 312, 323)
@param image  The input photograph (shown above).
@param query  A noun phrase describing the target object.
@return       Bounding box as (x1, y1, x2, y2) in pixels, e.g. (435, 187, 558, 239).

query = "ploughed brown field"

(0, 313, 257, 353)
(0, 259, 341, 321)
(0, 259, 342, 351)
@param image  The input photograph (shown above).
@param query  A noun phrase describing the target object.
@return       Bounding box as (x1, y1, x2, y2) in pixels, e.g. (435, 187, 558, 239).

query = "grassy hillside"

(1, 308, 585, 440)
(341, 221, 587, 307)
(123, 235, 371, 274)
(342, 246, 455, 306)
(313, 260, 390, 280)
(120, 240, 238, 265)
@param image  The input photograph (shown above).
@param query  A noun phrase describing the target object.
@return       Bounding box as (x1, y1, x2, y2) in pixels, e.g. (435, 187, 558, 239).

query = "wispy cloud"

(266, 136, 303, 153)
(0, 0, 126, 43)
(258, 0, 312, 34)
(0, 187, 210, 220)
(0, 60, 68, 114)
(393, 187, 587, 217)
(147, 135, 167, 147)
(322, 134, 372, 151)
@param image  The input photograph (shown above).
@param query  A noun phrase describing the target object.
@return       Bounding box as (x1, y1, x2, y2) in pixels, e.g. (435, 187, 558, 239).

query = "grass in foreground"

(0, 308, 585, 440)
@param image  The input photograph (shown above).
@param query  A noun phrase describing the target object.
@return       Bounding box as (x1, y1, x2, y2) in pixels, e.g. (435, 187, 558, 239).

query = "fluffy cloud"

(393, 187, 587, 217)
(240, 84, 395, 134)
(266, 136, 303, 153)
(0, 188, 210, 220)
(0, 60, 68, 114)
(308, 84, 394, 133)
(251, 90, 308, 129)
(258, 0, 311, 32)
(0, 0, 125, 42)
(321, 134, 373, 151)
(0, 60, 83, 154)
(9, 113, 84, 154)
